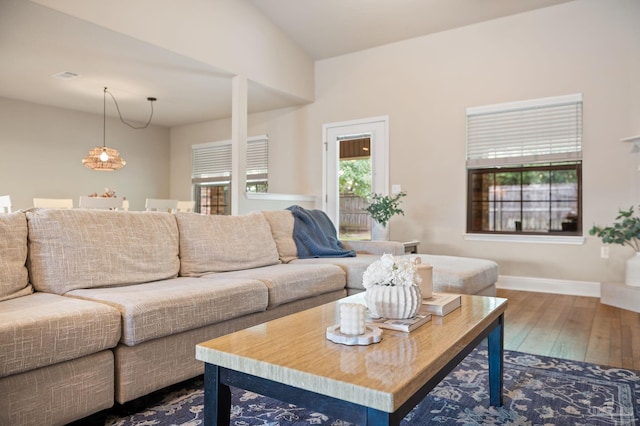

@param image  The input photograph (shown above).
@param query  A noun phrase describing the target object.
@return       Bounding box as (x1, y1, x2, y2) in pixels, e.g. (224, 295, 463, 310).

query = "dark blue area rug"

(104, 348, 640, 426)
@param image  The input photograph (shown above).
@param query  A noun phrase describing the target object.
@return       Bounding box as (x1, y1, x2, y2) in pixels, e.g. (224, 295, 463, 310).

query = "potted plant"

(589, 205, 640, 286)
(364, 191, 406, 240)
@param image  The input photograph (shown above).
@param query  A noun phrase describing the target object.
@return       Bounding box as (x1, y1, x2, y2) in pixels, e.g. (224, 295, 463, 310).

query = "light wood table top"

(197, 293, 507, 413)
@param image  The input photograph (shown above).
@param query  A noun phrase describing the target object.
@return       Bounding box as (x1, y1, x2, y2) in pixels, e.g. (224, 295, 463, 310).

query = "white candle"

(417, 264, 433, 299)
(340, 303, 366, 335)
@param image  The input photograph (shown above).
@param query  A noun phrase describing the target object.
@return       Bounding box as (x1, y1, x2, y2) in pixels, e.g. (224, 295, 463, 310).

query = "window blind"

(246, 136, 268, 181)
(191, 135, 268, 183)
(466, 94, 582, 168)
(192, 141, 232, 183)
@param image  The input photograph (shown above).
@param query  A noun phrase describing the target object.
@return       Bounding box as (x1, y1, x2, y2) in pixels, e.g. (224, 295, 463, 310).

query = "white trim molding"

(600, 282, 640, 313)
(245, 192, 317, 202)
(497, 275, 600, 298)
(621, 135, 640, 143)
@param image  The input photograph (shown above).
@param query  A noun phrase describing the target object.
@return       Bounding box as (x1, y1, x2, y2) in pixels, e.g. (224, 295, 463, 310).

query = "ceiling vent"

(51, 71, 80, 80)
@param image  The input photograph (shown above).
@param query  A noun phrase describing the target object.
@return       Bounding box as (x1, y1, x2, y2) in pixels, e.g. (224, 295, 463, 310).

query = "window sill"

(464, 233, 585, 245)
(245, 192, 317, 202)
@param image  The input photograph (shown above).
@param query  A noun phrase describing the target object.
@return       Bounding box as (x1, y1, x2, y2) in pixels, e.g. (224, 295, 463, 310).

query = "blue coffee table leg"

(487, 313, 504, 407)
(204, 363, 231, 426)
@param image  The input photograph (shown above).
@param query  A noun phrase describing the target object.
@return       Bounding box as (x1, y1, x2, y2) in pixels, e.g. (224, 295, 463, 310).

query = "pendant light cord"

(104, 87, 156, 130)
(103, 88, 107, 148)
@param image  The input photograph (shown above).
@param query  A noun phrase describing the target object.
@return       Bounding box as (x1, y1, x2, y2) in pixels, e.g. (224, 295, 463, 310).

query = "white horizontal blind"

(192, 135, 268, 183)
(192, 141, 232, 183)
(246, 136, 268, 181)
(466, 94, 582, 168)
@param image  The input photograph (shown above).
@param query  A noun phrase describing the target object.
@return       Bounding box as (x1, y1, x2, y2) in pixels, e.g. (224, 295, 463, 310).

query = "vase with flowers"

(590, 205, 640, 286)
(362, 253, 422, 319)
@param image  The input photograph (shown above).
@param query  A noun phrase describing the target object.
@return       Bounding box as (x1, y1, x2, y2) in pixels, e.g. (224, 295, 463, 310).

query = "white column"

(231, 75, 248, 215)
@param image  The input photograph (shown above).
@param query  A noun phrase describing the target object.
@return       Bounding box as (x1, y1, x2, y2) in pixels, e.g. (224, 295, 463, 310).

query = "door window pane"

(338, 137, 371, 240)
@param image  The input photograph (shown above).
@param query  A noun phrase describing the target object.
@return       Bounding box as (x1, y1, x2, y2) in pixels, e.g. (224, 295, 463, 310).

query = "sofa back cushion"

(176, 211, 280, 276)
(26, 209, 180, 294)
(0, 212, 32, 301)
(260, 210, 298, 263)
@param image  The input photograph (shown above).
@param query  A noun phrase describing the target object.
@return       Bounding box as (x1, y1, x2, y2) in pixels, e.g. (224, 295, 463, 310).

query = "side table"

(403, 240, 419, 254)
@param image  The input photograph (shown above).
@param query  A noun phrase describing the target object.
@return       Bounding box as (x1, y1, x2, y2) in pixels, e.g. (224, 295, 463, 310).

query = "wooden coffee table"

(196, 293, 507, 425)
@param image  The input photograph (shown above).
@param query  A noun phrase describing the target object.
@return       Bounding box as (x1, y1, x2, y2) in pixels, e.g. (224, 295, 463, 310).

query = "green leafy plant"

(589, 206, 640, 252)
(364, 191, 406, 228)
(339, 159, 371, 198)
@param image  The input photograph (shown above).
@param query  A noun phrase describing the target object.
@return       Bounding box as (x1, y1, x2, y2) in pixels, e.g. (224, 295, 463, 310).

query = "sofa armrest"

(341, 240, 404, 256)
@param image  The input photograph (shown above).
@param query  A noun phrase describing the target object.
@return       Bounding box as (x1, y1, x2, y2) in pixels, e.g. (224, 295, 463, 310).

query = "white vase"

(371, 221, 389, 241)
(366, 285, 422, 319)
(625, 252, 640, 287)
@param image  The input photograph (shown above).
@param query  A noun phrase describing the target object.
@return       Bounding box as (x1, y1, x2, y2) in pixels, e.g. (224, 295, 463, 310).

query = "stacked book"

(366, 307, 432, 332)
(422, 292, 461, 316)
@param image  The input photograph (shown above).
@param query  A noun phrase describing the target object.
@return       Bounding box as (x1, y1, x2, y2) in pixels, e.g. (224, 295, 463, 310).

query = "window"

(245, 136, 269, 193)
(191, 135, 268, 214)
(466, 94, 582, 235)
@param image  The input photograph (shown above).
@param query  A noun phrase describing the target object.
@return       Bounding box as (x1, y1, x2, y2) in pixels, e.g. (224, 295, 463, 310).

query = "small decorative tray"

(326, 325, 382, 346)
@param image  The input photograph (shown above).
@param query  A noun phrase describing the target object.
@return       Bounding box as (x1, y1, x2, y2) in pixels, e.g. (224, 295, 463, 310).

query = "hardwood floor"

(497, 289, 640, 370)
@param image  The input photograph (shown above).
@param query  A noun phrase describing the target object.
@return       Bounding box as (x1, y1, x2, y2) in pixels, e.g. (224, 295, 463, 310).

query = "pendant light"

(82, 87, 156, 171)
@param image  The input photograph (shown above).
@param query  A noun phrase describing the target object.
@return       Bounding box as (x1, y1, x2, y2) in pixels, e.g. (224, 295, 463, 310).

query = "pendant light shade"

(82, 86, 155, 171)
(82, 146, 126, 171)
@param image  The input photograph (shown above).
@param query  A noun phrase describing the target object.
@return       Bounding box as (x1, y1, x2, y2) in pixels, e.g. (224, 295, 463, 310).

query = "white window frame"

(465, 94, 585, 244)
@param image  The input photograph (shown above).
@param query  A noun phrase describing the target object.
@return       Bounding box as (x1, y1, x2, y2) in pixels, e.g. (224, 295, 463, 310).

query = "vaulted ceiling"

(0, 0, 573, 127)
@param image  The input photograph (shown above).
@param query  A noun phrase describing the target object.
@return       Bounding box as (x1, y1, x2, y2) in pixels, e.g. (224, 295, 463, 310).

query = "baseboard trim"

(496, 275, 600, 297)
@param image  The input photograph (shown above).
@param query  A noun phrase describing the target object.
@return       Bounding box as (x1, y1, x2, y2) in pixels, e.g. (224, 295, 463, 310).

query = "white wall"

(170, 106, 315, 213)
(170, 0, 640, 285)
(311, 0, 640, 284)
(0, 97, 171, 211)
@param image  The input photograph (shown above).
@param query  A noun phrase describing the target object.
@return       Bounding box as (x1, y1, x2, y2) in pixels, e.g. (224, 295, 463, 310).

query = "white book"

(366, 308, 432, 332)
(422, 292, 461, 316)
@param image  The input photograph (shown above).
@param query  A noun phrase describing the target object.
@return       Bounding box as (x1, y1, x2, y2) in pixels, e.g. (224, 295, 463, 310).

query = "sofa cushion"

(0, 292, 121, 377)
(0, 212, 32, 302)
(341, 240, 405, 256)
(412, 254, 498, 295)
(261, 210, 298, 262)
(176, 211, 280, 276)
(0, 351, 115, 426)
(291, 254, 380, 291)
(26, 209, 180, 294)
(294, 254, 499, 295)
(66, 277, 269, 346)
(202, 263, 346, 308)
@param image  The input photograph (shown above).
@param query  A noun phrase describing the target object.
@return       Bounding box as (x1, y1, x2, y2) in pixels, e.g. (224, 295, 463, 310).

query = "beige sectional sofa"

(0, 208, 497, 426)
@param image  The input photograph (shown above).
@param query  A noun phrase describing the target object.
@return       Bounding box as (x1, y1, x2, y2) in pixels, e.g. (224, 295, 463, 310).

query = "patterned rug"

(102, 348, 640, 426)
